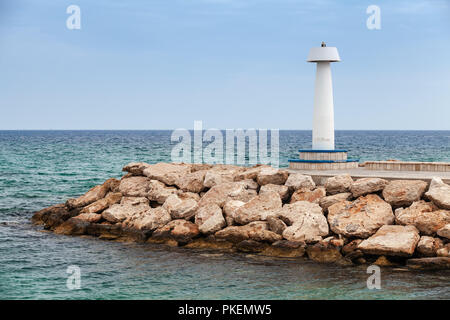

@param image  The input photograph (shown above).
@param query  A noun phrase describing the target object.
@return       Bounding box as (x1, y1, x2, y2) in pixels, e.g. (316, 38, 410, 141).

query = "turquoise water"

(0, 130, 449, 299)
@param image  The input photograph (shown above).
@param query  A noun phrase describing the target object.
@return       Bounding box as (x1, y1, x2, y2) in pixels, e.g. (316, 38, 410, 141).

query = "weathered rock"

(358, 225, 420, 257)
(233, 191, 282, 225)
(319, 192, 352, 213)
(417, 236, 443, 257)
(233, 165, 270, 181)
(325, 174, 353, 195)
(75, 213, 102, 223)
(203, 165, 243, 188)
(163, 194, 198, 220)
(31, 203, 67, 225)
(122, 162, 151, 175)
(198, 182, 257, 208)
(327, 194, 394, 238)
(406, 257, 450, 270)
(437, 245, 450, 257)
(425, 177, 450, 210)
(342, 239, 363, 256)
(223, 200, 245, 226)
(278, 201, 328, 242)
(54, 217, 89, 235)
(190, 163, 213, 172)
(262, 240, 306, 258)
(177, 191, 201, 202)
(259, 184, 290, 202)
(374, 256, 397, 267)
(437, 224, 450, 239)
(256, 167, 289, 186)
(66, 178, 119, 209)
(284, 173, 315, 191)
(101, 197, 150, 223)
(350, 178, 388, 198)
(118, 176, 151, 197)
(215, 221, 280, 243)
(290, 187, 326, 204)
(382, 180, 427, 207)
(176, 170, 207, 193)
(236, 240, 268, 253)
(152, 219, 200, 244)
(306, 241, 347, 264)
(147, 180, 177, 204)
(143, 162, 191, 186)
(267, 216, 287, 235)
(123, 207, 171, 231)
(195, 203, 226, 235)
(80, 192, 122, 214)
(395, 200, 450, 235)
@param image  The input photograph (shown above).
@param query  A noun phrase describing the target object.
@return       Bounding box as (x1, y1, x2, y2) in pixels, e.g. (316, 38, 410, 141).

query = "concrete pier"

(288, 166, 450, 185)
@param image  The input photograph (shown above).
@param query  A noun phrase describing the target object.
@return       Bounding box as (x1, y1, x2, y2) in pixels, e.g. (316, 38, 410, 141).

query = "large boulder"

(122, 162, 151, 175)
(147, 180, 177, 204)
(195, 203, 226, 235)
(319, 192, 352, 213)
(417, 236, 444, 257)
(198, 182, 257, 208)
(425, 177, 450, 210)
(290, 187, 326, 204)
(382, 180, 427, 207)
(152, 219, 200, 243)
(306, 241, 347, 264)
(277, 201, 328, 243)
(223, 200, 245, 226)
(101, 197, 150, 223)
(395, 200, 450, 235)
(118, 176, 151, 197)
(259, 184, 290, 202)
(325, 174, 353, 195)
(176, 170, 207, 193)
(203, 165, 244, 188)
(80, 192, 122, 214)
(74, 213, 102, 223)
(234, 165, 270, 181)
(143, 162, 191, 186)
(266, 216, 287, 235)
(123, 206, 171, 231)
(350, 178, 388, 198)
(406, 257, 450, 270)
(215, 221, 281, 243)
(66, 178, 119, 209)
(163, 194, 198, 220)
(327, 194, 394, 238)
(437, 224, 450, 239)
(284, 173, 315, 191)
(233, 191, 282, 225)
(256, 167, 289, 186)
(262, 240, 306, 258)
(358, 225, 420, 257)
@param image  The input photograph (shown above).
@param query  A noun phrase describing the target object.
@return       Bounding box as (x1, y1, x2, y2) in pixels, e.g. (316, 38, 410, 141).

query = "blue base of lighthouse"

(288, 149, 359, 170)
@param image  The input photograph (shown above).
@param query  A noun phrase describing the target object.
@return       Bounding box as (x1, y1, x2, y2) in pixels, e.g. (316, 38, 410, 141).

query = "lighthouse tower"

(289, 42, 359, 170)
(309, 41, 339, 150)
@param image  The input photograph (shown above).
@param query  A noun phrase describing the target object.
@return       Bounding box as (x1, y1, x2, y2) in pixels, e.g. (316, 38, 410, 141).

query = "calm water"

(0, 130, 449, 300)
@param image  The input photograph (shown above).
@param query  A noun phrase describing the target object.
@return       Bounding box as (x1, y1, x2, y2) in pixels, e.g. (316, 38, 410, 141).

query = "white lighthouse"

(308, 42, 340, 150)
(289, 42, 359, 170)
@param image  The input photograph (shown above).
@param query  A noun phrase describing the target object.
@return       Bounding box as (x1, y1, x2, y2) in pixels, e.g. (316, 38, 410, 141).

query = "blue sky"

(0, 0, 449, 130)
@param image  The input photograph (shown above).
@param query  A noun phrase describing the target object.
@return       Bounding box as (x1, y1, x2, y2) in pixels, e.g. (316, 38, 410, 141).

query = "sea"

(0, 130, 449, 299)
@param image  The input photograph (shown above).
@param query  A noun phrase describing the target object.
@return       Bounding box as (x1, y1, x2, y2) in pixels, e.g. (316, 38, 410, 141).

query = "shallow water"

(0, 130, 449, 299)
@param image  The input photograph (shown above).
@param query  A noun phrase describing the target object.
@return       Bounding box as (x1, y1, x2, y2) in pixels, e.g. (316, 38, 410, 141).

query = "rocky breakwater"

(32, 163, 450, 270)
